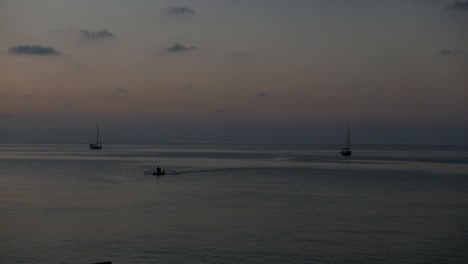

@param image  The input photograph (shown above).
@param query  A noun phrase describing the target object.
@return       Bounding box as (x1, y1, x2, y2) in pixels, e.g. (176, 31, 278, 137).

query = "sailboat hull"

(340, 150, 352, 156)
(89, 144, 102, 150)
(89, 123, 103, 150)
(340, 125, 352, 156)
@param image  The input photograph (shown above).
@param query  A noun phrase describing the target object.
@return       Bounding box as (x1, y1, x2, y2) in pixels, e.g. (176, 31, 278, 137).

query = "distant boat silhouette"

(340, 125, 352, 156)
(153, 171, 166, 176)
(89, 123, 102, 150)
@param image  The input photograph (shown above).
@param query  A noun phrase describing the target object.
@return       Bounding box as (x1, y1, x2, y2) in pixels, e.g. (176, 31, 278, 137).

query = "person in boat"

(156, 166, 161, 174)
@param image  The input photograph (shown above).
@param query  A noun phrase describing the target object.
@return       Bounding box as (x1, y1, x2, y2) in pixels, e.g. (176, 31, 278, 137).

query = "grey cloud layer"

(0, 114, 15, 119)
(175, 84, 196, 91)
(115, 88, 129, 94)
(0, 0, 466, 144)
(448, 0, 468, 11)
(231, 51, 256, 59)
(8, 45, 62, 56)
(439, 49, 463, 55)
(80, 29, 116, 40)
(255, 92, 269, 98)
(165, 6, 195, 16)
(440, 49, 452, 55)
(166, 43, 196, 53)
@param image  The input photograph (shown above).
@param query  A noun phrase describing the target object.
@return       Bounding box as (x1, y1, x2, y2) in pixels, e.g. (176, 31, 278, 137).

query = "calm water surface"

(1, 143, 467, 263)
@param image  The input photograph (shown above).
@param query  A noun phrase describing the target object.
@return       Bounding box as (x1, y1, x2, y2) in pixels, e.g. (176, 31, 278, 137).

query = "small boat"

(89, 123, 102, 150)
(340, 125, 352, 156)
(152, 166, 166, 176)
(144, 168, 174, 176)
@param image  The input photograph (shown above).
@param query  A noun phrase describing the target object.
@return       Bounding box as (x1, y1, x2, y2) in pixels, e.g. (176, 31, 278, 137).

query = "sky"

(0, 0, 467, 144)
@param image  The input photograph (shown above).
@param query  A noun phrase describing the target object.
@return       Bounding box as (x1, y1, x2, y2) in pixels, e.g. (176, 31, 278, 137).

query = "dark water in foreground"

(1, 143, 467, 263)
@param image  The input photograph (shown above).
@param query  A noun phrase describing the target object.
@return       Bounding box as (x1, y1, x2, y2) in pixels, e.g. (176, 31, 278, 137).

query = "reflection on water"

(1, 144, 467, 263)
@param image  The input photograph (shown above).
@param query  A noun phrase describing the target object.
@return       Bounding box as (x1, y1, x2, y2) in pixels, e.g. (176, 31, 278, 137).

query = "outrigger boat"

(150, 166, 166, 176)
(144, 168, 174, 176)
(153, 171, 166, 176)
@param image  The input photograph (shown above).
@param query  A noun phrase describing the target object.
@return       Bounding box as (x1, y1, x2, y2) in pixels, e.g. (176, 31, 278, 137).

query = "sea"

(0, 143, 467, 263)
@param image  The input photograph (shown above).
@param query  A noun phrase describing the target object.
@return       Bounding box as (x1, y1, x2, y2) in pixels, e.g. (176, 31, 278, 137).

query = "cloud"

(20, 94, 32, 98)
(0, 114, 14, 119)
(255, 92, 269, 98)
(231, 51, 256, 59)
(47, 28, 64, 34)
(165, 6, 195, 16)
(7, 45, 62, 56)
(448, 0, 468, 11)
(56, 103, 74, 109)
(175, 84, 196, 92)
(369, 88, 384, 94)
(166, 43, 196, 53)
(80, 29, 116, 40)
(115, 88, 129, 94)
(440, 49, 452, 55)
(438, 49, 463, 55)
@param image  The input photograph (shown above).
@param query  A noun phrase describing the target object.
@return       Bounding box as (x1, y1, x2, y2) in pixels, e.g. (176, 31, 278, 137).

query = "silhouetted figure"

(156, 166, 161, 174)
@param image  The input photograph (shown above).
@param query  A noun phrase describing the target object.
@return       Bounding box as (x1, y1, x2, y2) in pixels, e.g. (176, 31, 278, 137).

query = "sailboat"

(340, 125, 352, 156)
(89, 123, 102, 150)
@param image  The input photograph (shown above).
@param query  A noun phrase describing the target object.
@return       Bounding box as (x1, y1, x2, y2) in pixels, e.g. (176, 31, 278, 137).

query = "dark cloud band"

(448, 0, 468, 11)
(231, 51, 256, 60)
(165, 6, 195, 16)
(166, 43, 196, 53)
(115, 88, 129, 94)
(8, 45, 61, 56)
(80, 29, 116, 40)
(440, 49, 452, 55)
(0, 114, 15, 119)
(255, 92, 269, 98)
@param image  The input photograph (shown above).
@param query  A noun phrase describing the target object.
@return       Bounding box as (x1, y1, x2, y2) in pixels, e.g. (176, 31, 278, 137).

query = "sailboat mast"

(96, 123, 99, 145)
(346, 125, 351, 149)
(98, 124, 102, 146)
